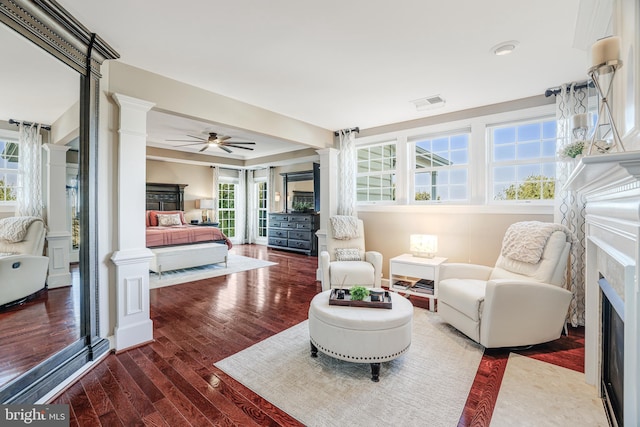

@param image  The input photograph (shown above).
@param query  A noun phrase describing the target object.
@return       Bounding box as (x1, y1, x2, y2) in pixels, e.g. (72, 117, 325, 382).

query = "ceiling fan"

(168, 132, 256, 153)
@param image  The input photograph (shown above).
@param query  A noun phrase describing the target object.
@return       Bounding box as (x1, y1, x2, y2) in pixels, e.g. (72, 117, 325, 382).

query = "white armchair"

(319, 218, 382, 291)
(438, 222, 573, 348)
(0, 217, 49, 307)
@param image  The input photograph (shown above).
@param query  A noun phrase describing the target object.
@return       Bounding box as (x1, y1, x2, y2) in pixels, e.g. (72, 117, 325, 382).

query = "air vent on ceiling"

(411, 95, 446, 111)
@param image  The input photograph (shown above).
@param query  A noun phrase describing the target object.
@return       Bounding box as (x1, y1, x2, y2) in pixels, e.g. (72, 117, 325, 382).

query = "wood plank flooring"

(27, 245, 583, 426)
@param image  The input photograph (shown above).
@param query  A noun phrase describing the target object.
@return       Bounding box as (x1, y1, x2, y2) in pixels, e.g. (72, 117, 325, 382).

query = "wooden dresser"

(268, 212, 319, 255)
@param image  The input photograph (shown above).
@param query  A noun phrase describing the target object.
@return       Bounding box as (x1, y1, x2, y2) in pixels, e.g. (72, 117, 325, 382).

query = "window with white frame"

(218, 182, 236, 237)
(489, 117, 557, 202)
(0, 137, 19, 203)
(356, 142, 396, 202)
(411, 131, 469, 202)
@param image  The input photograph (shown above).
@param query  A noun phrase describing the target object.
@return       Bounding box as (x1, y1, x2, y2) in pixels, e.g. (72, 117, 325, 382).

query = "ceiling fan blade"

(222, 141, 255, 145)
(219, 145, 233, 153)
(225, 144, 254, 151)
(187, 135, 208, 141)
(218, 135, 232, 141)
(176, 142, 208, 147)
(198, 145, 209, 152)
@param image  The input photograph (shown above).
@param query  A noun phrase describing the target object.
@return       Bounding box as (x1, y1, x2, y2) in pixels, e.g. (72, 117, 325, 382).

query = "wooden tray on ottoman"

(328, 289, 393, 309)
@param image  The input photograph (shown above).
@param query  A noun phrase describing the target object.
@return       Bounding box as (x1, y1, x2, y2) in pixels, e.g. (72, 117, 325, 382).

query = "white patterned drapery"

(245, 170, 256, 244)
(554, 83, 593, 326)
(15, 123, 43, 218)
(236, 169, 247, 244)
(268, 166, 276, 212)
(337, 129, 357, 216)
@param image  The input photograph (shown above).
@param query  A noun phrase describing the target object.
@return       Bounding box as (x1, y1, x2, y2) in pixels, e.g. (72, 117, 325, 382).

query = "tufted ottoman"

(308, 289, 413, 381)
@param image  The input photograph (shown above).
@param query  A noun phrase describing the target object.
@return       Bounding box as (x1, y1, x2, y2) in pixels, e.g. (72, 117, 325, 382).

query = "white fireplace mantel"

(565, 151, 640, 427)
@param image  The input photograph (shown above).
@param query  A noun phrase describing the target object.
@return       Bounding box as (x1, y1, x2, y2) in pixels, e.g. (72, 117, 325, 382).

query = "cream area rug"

(491, 353, 609, 427)
(215, 308, 483, 427)
(149, 254, 276, 289)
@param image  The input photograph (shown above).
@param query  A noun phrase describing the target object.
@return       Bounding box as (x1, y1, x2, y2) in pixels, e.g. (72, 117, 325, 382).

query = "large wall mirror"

(0, 0, 118, 403)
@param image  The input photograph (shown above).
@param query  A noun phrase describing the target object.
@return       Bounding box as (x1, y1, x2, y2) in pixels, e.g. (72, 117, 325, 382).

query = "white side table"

(388, 254, 448, 312)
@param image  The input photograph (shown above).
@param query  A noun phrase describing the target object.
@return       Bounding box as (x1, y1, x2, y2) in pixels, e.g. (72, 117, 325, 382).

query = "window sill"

(356, 203, 553, 215)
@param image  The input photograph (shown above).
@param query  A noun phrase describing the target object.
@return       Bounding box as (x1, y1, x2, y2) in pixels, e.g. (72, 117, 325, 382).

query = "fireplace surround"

(565, 152, 640, 426)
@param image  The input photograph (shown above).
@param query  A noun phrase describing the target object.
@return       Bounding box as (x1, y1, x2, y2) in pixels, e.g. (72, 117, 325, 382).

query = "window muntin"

(0, 139, 19, 203)
(490, 118, 557, 202)
(218, 182, 236, 237)
(357, 142, 396, 202)
(257, 181, 267, 238)
(412, 132, 469, 202)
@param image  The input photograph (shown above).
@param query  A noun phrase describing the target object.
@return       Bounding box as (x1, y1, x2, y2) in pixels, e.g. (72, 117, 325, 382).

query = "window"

(218, 182, 236, 237)
(257, 181, 267, 238)
(411, 131, 469, 202)
(357, 142, 396, 202)
(490, 118, 557, 202)
(0, 138, 19, 203)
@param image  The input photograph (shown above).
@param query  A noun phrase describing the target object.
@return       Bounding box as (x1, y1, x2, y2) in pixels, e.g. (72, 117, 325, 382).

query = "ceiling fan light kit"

(167, 132, 256, 153)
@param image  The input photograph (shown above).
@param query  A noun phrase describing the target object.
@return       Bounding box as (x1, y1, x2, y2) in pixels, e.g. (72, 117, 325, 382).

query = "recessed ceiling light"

(411, 95, 445, 111)
(492, 40, 519, 56)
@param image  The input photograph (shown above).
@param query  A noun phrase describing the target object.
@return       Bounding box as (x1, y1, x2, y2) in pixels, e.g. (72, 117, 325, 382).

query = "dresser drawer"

(296, 222, 312, 230)
(281, 222, 298, 229)
(289, 215, 311, 223)
(288, 239, 311, 250)
(269, 220, 285, 228)
(269, 229, 288, 238)
(288, 230, 310, 241)
(268, 237, 288, 247)
(270, 214, 289, 222)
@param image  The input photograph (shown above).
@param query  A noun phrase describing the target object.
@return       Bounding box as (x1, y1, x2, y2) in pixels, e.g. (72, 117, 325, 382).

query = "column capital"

(111, 93, 156, 112)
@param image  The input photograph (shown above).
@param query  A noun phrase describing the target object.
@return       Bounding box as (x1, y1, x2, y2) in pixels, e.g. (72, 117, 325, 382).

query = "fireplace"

(565, 152, 640, 427)
(600, 276, 624, 427)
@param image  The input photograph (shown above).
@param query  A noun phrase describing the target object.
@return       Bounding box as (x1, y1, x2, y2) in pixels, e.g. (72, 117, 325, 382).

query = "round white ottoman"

(308, 289, 413, 382)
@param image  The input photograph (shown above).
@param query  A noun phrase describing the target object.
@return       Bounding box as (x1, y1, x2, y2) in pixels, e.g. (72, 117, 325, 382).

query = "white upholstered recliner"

(319, 217, 382, 291)
(438, 221, 573, 348)
(0, 217, 49, 307)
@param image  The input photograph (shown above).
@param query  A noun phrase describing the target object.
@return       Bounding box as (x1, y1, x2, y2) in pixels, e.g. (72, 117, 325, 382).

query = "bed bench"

(149, 242, 228, 278)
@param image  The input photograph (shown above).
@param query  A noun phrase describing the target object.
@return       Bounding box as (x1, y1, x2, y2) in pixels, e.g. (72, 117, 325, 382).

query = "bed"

(145, 183, 232, 276)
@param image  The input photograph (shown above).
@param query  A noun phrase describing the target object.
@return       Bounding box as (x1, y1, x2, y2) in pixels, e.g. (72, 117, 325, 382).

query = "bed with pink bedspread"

(145, 210, 232, 249)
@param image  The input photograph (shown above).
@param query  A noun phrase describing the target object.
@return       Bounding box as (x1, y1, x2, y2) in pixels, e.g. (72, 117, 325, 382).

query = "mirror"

(0, 0, 118, 403)
(0, 21, 80, 389)
(281, 163, 320, 213)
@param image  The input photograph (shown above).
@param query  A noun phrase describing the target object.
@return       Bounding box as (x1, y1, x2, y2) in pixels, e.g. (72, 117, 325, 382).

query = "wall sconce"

(410, 234, 438, 258)
(198, 199, 215, 223)
(274, 192, 281, 212)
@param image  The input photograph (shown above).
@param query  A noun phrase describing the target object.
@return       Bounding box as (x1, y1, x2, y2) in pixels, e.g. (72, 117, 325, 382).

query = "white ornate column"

(110, 93, 155, 351)
(43, 144, 71, 288)
(315, 147, 339, 280)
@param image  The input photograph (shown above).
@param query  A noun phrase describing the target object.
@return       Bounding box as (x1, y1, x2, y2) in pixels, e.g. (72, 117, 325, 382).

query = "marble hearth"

(565, 152, 640, 426)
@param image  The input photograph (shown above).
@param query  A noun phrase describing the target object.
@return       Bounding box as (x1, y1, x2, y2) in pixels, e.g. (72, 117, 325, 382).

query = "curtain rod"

(8, 118, 51, 131)
(334, 127, 360, 137)
(544, 80, 594, 97)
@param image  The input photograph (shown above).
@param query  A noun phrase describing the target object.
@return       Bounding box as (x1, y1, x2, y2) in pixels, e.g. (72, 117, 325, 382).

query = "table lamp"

(410, 234, 438, 258)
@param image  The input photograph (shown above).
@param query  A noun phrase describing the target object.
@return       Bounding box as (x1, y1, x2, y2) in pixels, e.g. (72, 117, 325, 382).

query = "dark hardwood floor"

(41, 245, 584, 426)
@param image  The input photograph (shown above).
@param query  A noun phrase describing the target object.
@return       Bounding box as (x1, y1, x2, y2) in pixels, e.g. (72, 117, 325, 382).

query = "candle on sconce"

(591, 36, 621, 68)
(572, 113, 589, 130)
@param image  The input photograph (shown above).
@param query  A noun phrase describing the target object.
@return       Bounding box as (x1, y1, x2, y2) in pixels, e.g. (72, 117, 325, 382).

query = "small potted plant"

(349, 286, 369, 301)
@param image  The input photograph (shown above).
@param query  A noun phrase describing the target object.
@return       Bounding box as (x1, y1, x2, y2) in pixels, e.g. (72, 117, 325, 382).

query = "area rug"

(491, 353, 608, 427)
(215, 308, 483, 427)
(149, 254, 276, 289)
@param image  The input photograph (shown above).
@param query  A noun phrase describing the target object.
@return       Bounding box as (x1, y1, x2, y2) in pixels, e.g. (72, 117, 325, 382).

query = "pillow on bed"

(156, 213, 182, 227)
(148, 210, 186, 226)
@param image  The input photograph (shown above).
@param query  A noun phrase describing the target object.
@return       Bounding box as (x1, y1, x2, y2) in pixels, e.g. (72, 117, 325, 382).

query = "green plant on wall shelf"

(349, 286, 369, 301)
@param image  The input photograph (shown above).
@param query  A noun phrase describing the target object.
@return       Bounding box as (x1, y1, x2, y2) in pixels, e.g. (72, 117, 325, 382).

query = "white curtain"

(212, 166, 219, 221)
(236, 169, 247, 244)
(268, 166, 276, 212)
(337, 129, 356, 216)
(15, 123, 43, 218)
(245, 170, 256, 244)
(554, 83, 592, 326)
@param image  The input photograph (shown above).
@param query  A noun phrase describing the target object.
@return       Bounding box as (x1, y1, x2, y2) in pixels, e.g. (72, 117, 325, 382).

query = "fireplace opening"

(599, 275, 624, 427)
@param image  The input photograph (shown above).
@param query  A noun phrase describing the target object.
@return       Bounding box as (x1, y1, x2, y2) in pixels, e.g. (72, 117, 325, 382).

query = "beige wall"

(146, 159, 213, 223)
(358, 210, 553, 278)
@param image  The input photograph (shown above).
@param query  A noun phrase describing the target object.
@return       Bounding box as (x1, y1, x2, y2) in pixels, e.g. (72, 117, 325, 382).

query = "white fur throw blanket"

(0, 216, 43, 243)
(501, 221, 573, 264)
(330, 216, 359, 240)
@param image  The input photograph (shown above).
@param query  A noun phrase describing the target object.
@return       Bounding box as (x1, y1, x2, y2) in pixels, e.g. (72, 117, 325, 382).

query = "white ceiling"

(2, 1, 608, 160)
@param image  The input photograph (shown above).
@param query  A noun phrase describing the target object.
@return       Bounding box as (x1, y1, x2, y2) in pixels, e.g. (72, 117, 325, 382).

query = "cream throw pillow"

(335, 248, 362, 261)
(157, 213, 182, 227)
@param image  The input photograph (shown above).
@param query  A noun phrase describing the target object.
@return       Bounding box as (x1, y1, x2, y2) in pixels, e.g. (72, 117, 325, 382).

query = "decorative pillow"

(335, 248, 362, 261)
(148, 210, 186, 226)
(156, 213, 182, 227)
(330, 216, 359, 240)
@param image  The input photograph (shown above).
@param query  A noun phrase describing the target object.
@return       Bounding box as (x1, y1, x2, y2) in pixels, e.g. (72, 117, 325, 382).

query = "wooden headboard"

(146, 183, 188, 211)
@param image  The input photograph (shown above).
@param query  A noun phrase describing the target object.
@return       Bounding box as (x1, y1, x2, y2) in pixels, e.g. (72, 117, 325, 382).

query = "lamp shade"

(199, 199, 215, 209)
(410, 234, 438, 258)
